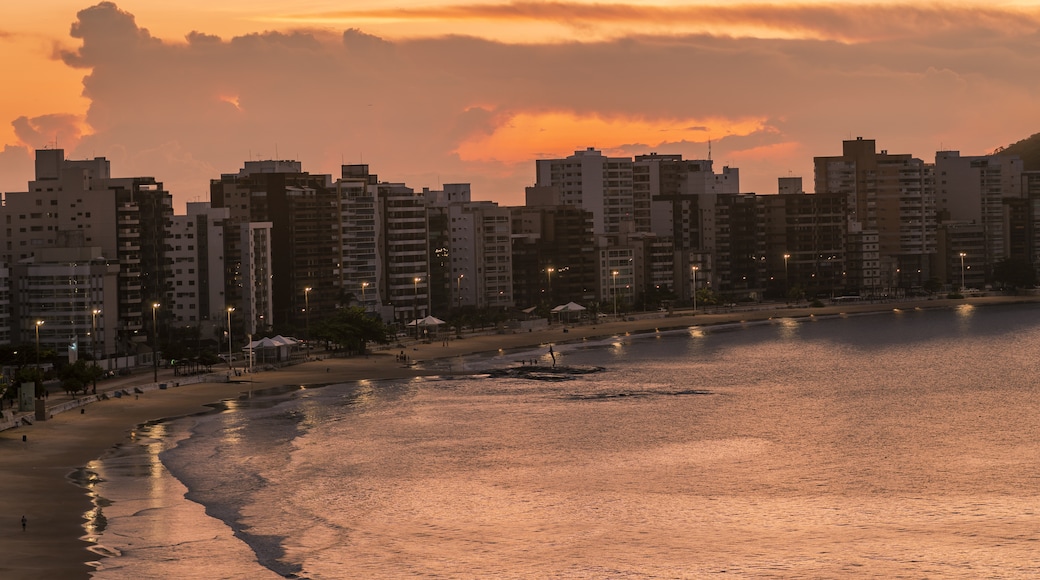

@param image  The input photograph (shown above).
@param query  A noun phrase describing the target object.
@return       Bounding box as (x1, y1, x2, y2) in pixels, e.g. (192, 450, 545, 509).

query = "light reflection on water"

(87, 304, 1040, 578)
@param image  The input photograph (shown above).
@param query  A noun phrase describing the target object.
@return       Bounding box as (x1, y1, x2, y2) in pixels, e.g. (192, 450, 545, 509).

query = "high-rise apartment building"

(379, 182, 429, 326)
(935, 151, 1025, 282)
(512, 187, 596, 308)
(210, 160, 338, 335)
(535, 148, 639, 237)
(640, 153, 739, 252)
(3, 149, 171, 357)
(425, 184, 513, 313)
(333, 166, 430, 327)
(11, 246, 119, 360)
(757, 187, 847, 298)
(815, 138, 936, 292)
(335, 165, 380, 315)
(166, 202, 229, 328)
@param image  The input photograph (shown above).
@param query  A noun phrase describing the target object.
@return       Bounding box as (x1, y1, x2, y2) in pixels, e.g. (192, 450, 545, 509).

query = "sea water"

(85, 303, 1040, 578)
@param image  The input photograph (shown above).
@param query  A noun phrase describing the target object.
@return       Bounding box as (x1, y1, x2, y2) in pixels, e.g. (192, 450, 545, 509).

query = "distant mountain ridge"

(995, 132, 1040, 170)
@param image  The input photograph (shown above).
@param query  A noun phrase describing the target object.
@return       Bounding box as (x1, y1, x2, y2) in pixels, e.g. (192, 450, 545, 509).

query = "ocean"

(83, 303, 1040, 578)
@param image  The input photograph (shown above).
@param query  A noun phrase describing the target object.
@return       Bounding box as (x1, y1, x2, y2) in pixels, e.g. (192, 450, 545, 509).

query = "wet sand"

(0, 295, 1034, 579)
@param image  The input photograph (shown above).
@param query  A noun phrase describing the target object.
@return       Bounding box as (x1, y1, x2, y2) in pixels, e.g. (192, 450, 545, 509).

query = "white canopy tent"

(406, 315, 447, 327)
(551, 301, 587, 322)
(243, 335, 301, 364)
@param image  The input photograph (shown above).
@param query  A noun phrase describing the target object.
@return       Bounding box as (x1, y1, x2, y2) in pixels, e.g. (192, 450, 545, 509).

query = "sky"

(2, 1, 1040, 211)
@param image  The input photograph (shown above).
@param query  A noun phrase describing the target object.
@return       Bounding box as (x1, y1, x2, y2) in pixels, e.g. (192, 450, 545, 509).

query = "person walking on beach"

(21, 515, 26, 531)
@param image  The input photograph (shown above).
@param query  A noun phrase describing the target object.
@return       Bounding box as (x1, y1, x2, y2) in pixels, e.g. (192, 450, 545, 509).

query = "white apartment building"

(380, 183, 429, 326)
(167, 202, 229, 328)
(426, 184, 513, 311)
(536, 148, 638, 237)
(336, 165, 381, 315)
(239, 222, 274, 335)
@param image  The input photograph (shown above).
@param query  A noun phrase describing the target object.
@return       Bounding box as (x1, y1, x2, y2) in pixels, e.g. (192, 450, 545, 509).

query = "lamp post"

(611, 270, 619, 319)
(959, 252, 966, 292)
(413, 277, 421, 339)
(783, 253, 791, 298)
(35, 320, 44, 377)
(226, 306, 234, 370)
(91, 309, 101, 390)
(361, 281, 369, 310)
(151, 303, 160, 383)
(456, 274, 463, 310)
(547, 267, 555, 301)
(304, 286, 312, 341)
(691, 265, 699, 312)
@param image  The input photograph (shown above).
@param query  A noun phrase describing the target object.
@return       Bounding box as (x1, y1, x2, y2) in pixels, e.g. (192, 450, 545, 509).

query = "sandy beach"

(1, 294, 1036, 579)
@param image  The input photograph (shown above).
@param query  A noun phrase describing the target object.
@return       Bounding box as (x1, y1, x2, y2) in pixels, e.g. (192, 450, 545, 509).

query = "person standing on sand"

(21, 515, 26, 531)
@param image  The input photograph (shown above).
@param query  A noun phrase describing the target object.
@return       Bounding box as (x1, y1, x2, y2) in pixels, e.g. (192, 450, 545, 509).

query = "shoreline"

(1, 294, 1037, 578)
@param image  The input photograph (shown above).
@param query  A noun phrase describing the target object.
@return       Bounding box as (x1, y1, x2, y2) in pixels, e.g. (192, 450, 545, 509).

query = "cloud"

(269, 2, 1040, 43)
(12, 113, 88, 150)
(3, 1, 1038, 205)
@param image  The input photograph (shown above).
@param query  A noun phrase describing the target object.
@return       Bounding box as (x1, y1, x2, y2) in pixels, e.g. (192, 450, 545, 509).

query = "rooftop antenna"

(708, 137, 712, 161)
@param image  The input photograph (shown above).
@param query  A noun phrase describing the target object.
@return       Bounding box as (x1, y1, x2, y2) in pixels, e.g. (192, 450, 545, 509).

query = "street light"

(413, 277, 421, 339)
(304, 287, 312, 341)
(691, 265, 700, 312)
(361, 281, 369, 310)
(783, 253, 791, 297)
(611, 270, 619, 319)
(91, 309, 101, 391)
(547, 267, 555, 300)
(456, 274, 463, 310)
(151, 303, 160, 383)
(35, 320, 44, 377)
(959, 252, 967, 292)
(226, 306, 234, 371)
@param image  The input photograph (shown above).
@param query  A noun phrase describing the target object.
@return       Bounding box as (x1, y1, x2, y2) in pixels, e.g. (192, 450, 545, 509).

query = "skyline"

(2, 1, 1040, 211)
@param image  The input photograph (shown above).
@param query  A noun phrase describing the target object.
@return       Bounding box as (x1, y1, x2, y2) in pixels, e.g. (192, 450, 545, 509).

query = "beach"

(1, 295, 1035, 579)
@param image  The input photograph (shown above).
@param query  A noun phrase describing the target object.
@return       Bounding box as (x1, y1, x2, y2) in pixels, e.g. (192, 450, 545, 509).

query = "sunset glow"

(456, 111, 766, 163)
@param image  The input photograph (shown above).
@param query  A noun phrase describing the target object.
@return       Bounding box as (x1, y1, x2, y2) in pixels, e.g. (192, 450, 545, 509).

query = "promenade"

(4, 293, 1038, 431)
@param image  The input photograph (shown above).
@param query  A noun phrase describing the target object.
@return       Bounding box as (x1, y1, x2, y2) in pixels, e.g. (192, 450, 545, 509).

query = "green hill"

(995, 132, 1040, 170)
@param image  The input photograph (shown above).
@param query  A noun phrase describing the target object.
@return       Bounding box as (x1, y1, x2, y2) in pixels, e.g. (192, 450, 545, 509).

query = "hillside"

(996, 132, 1040, 170)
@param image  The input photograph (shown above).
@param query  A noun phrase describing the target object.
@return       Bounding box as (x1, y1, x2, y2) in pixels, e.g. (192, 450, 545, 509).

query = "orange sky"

(3, 1, 1040, 208)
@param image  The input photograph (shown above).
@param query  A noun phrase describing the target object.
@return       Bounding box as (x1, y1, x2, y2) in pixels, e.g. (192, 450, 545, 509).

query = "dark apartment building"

(210, 160, 338, 334)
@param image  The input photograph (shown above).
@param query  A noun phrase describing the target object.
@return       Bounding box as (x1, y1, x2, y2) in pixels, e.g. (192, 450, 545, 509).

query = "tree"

(786, 284, 806, 304)
(695, 287, 720, 307)
(59, 360, 104, 395)
(313, 307, 393, 354)
(923, 277, 943, 294)
(2, 343, 56, 398)
(992, 257, 1037, 290)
